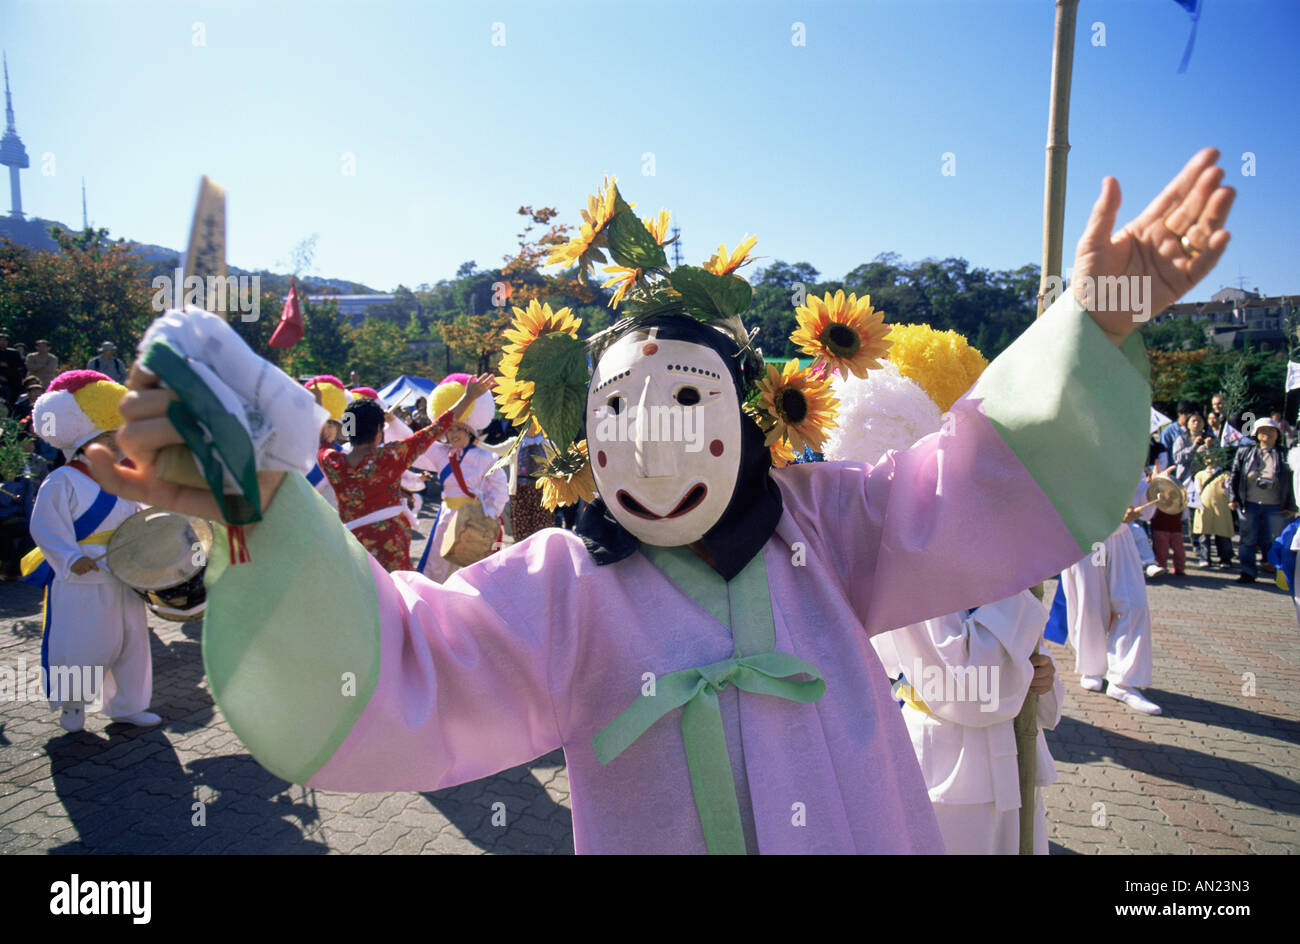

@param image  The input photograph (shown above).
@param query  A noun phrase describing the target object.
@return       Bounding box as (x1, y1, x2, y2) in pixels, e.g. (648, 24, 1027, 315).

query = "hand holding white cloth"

(137, 307, 328, 486)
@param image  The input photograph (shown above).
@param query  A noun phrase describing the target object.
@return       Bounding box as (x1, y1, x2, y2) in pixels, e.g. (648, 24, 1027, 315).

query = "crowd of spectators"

(1148, 395, 1297, 585)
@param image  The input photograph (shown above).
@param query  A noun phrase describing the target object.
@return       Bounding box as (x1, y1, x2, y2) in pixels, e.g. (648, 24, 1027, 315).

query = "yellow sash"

(20, 529, 117, 577)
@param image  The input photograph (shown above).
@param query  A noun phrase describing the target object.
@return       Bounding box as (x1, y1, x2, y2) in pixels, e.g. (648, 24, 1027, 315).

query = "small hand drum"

(104, 510, 214, 622)
(1146, 475, 1188, 515)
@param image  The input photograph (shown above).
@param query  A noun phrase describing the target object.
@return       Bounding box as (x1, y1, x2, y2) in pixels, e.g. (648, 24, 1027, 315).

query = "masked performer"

(90, 153, 1233, 853)
(23, 371, 158, 731)
(824, 325, 1063, 855)
(415, 374, 508, 584)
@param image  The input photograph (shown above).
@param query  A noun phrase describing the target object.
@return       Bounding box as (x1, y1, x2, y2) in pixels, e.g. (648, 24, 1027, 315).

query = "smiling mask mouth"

(616, 484, 708, 521)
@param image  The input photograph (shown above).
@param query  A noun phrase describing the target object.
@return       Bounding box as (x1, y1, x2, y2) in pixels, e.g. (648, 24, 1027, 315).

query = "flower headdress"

(495, 178, 892, 500)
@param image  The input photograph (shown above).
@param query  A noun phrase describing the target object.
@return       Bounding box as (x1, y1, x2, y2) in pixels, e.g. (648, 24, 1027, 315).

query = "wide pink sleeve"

(788, 293, 1150, 636)
(202, 472, 564, 790)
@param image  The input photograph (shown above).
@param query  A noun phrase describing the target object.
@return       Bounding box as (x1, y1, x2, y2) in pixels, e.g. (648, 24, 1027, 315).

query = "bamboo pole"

(1019, 0, 1080, 855)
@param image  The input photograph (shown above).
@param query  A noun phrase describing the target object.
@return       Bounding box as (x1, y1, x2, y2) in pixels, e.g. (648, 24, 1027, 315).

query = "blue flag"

(1171, 0, 1202, 73)
(1044, 579, 1070, 644)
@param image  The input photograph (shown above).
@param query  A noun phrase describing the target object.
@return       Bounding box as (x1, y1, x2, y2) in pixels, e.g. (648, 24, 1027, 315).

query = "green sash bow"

(592, 545, 826, 855)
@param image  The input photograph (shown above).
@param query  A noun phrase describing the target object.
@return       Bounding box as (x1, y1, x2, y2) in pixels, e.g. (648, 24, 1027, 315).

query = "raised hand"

(84, 366, 286, 524)
(1072, 147, 1235, 344)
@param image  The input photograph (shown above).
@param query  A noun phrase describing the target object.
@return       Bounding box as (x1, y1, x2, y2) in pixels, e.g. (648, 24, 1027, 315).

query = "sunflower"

(769, 437, 799, 469)
(754, 358, 839, 454)
(703, 234, 757, 276)
(537, 441, 597, 510)
(499, 300, 581, 375)
(493, 376, 542, 435)
(545, 221, 601, 270)
(791, 290, 892, 380)
(644, 209, 672, 246)
(601, 265, 642, 309)
(580, 175, 619, 232)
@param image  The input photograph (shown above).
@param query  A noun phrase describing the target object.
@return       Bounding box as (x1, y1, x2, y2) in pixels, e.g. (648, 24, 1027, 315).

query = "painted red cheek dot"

(598, 450, 607, 467)
(642, 343, 658, 355)
(709, 439, 724, 457)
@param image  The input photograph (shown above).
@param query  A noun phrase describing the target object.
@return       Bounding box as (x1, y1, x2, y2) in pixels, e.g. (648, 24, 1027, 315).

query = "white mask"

(588, 331, 742, 546)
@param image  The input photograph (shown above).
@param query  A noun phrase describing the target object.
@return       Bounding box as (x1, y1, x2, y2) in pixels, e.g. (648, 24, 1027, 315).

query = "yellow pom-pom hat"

(430, 372, 494, 433)
(305, 375, 350, 422)
(31, 369, 128, 458)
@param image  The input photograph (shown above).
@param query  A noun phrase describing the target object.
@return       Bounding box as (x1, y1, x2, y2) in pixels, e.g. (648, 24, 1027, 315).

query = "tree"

(0, 226, 154, 370)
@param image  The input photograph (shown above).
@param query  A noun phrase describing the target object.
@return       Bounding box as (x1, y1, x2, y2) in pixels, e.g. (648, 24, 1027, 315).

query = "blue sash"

(1043, 580, 1069, 644)
(23, 485, 119, 589)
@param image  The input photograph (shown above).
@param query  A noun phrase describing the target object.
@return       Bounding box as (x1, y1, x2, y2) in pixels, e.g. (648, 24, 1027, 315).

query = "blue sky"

(3, 0, 1296, 298)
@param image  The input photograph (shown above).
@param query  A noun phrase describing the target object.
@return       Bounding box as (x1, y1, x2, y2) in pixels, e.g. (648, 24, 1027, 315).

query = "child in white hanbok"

(24, 371, 158, 732)
(416, 374, 508, 584)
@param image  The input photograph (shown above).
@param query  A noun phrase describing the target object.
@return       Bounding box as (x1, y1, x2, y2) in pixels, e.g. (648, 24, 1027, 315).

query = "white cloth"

(872, 590, 1062, 854)
(1128, 521, 1157, 567)
(137, 307, 328, 484)
(1062, 525, 1153, 688)
(419, 443, 507, 584)
(29, 466, 151, 716)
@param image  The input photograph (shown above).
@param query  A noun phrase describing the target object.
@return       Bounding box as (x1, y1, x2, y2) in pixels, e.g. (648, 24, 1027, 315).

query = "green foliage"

(0, 226, 155, 370)
(516, 332, 588, 447)
(668, 265, 753, 320)
(0, 416, 28, 482)
(606, 190, 667, 270)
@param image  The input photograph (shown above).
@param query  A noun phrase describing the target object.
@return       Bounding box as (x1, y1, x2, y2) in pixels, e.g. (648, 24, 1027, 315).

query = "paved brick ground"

(2, 511, 1296, 855)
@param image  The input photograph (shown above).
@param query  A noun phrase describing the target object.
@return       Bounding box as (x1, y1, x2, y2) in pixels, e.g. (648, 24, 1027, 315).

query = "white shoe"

(1080, 675, 1104, 692)
(110, 711, 161, 727)
(59, 707, 85, 732)
(1107, 685, 1162, 715)
(1145, 564, 1166, 578)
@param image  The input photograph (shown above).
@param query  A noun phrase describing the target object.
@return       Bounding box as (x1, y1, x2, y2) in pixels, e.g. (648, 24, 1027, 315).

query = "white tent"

(1150, 407, 1172, 435)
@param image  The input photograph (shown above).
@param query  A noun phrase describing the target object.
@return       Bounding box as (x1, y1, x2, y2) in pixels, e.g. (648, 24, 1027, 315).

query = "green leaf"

(667, 265, 753, 320)
(530, 382, 586, 450)
(516, 331, 589, 387)
(605, 187, 667, 270)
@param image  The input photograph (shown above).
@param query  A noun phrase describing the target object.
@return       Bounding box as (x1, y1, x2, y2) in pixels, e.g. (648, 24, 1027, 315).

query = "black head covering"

(574, 314, 783, 581)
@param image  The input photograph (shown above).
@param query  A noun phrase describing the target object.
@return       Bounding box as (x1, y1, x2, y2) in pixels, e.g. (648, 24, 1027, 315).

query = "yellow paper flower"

(755, 359, 839, 454)
(601, 265, 642, 309)
(537, 441, 597, 510)
(644, 209, 672, 246)
(791, 290, 892, 380)
(885, 324, 989, 413)
(703, 234, 757, 276)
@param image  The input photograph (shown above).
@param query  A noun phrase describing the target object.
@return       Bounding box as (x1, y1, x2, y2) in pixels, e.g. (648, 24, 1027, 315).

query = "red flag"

(269, 279, 304, 348)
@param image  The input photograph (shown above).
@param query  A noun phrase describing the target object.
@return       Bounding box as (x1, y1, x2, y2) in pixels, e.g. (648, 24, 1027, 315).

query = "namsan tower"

(0, 53, 30, 218)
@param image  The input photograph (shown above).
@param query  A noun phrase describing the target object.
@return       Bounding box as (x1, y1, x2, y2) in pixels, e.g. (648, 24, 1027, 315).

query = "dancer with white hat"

(22, 370, 158, 732)
(416, 374, 509, 584)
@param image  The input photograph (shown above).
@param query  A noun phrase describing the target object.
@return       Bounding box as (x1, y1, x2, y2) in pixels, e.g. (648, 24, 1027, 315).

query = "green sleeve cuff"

(202, 473, 381, 784)
(973, 292, 1150, 554)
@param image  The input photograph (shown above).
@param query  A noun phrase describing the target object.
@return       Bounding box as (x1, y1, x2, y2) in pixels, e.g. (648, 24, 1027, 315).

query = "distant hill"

(0, 215, 378, 295)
